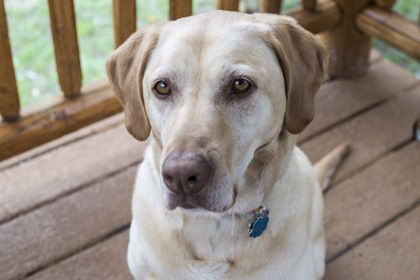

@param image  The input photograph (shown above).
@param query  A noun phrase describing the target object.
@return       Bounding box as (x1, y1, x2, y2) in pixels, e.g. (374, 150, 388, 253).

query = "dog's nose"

(162, 152, 211, 194)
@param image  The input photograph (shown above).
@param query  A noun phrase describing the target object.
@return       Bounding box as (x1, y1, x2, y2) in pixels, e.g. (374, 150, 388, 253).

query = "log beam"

(302, 0, 317, 11)
(375, 0, 396, 10)
(357, 7, 420, 61)
(0, 82, 122, 161)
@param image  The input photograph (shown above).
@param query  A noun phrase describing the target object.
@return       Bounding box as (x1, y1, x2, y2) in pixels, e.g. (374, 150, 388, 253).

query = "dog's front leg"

(127, 220, 154, 280)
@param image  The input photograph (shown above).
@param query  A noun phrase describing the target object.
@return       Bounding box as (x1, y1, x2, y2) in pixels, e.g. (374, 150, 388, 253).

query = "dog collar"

(248, 206, 269, 238)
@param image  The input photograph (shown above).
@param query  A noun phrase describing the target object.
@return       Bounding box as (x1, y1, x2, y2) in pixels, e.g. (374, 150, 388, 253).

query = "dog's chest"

(181, 217, 244, 259)
(177, 217, 269, 270)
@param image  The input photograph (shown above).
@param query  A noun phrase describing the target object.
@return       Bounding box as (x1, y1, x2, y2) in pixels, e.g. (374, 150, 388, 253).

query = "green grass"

(5, 0, 57, 106)
(4, 0, 419, 108)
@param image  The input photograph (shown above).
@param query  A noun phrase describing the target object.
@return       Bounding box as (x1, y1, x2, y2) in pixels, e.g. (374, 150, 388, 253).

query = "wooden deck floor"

(1, 52, 420, 280)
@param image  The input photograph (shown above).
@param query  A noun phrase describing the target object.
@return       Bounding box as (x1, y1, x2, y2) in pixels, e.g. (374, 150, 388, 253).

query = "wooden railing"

(0, 0, 419, 161)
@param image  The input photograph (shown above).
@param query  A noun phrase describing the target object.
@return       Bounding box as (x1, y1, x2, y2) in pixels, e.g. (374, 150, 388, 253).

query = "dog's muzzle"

(162, 151, 211, 194)
(162, 151, 214, 209)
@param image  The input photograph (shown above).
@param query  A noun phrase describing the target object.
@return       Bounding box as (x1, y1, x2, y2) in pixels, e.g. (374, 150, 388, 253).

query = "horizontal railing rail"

(0, 0, 418, 161)
(356, 6, 420, 60)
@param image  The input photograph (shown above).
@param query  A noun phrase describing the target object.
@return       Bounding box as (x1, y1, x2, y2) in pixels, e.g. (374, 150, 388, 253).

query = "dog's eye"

(153, 80, 171, 96)
(232, 78, 251, 94)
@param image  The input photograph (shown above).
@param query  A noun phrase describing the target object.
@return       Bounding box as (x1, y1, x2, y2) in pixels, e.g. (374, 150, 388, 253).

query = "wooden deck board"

(26, 231, 131, 280)
(301, 84, 420, 184)
(0, 166, 135, 280)
(325, 204, 420, 280)
(324, 142, 420, 260)
(0, 118, 146, 223)
(0, 112, 125, 171)
(300, 59, 419, 143)
(0, 55, 419, 279)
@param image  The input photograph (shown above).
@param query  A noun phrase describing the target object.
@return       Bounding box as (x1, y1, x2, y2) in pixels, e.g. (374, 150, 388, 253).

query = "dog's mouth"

(166, 186, 237, 213)
(179, 201, 195, 209)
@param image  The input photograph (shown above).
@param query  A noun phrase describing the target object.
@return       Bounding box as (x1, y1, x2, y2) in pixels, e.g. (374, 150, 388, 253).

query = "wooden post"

(113, 0, 136, 48)
(301, 0, 317, 11)
(217, 0, 239, 11)
(48, 0, 82, 98)
(260, 0, 282, 14)
(322, 0, 372, 78)
(375, 0, 396, 10)
(169, 0, 193, 20)
(0, 0, 20, 122)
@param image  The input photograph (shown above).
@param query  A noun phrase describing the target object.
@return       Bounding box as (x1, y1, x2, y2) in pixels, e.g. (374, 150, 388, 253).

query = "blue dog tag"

(248, 206, 269, 238)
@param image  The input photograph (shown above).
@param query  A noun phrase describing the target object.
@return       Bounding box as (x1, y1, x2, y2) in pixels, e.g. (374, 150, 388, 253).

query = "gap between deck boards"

(327, 197, 420, 264)
(0, 166, 138, 280)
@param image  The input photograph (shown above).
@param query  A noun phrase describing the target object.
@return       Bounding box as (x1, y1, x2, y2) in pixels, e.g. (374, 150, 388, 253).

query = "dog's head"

(107, 11, 327, 214)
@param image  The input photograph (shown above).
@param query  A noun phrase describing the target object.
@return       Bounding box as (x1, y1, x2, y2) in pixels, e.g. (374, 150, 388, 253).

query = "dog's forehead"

(148, 11, 273, 78)
(165, 10, 257, 34)
(158, 12, 266, 58)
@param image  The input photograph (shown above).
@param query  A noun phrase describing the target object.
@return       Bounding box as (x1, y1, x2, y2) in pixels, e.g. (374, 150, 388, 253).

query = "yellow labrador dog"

(107, 10, 348, 280)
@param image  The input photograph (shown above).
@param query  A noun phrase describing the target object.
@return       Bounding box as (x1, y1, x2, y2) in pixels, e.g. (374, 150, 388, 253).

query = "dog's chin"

(164, 192, 235, 214)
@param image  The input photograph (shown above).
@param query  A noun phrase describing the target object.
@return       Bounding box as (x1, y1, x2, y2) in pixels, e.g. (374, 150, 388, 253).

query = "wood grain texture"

(27, 231, 131, 280)
(323, 142, 420, 260)
(0, 113, 124, 171)
(0, 122, 147, 223)
(322, 0, 372, 78)
(357, 7, 420, 60)
(326, 202, 420, 280)
(0, 0, 20, 121)
(217, 0, 239, 11)
(260, 0, 282, 13)
(301, 0, 317, 10)
(0, 166, 136, 280)
(287, 0, 340, 34)
(48, 0, 82, 97)
(169, 0, 193, 20)
(374, 0, 396, 10)
(113, 0, 136, 48)
(0, 83, 122, 161)
(299, 59, 419, 143)
(301, 84, 420, 183)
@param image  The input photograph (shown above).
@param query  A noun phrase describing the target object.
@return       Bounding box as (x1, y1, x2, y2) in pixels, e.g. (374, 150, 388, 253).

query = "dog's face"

(107, 11, 327, 214)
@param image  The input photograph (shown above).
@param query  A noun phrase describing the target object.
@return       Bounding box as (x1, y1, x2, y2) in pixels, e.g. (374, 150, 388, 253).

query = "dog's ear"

(253, 14, 328, 134)
(106, 26, 161, 141)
